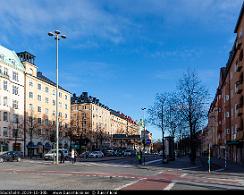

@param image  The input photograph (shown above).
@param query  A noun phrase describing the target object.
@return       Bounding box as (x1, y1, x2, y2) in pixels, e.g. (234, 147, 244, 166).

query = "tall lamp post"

(141, 108, 146, 151)
(141, 108, 146, 165)
(48, 30, 66, 164)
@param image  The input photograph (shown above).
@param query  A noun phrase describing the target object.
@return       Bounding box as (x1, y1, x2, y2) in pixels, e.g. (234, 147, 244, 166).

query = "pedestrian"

(71, 148, 75, 164)
(139, 150, 143, 165)
(74, 151, 77, 163)
(136, 150, 142, 165)
(60, 150, 64, 163)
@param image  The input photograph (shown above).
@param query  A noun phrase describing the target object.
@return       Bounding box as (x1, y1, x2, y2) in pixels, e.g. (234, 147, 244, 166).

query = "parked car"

(79, 151, 90, 158)
(44, 149, 69, 161)
(0, 151, 22, 163)
(88, 151, 104, 158)
(103, 149, 115, 157)
(114, 149, 124, 156)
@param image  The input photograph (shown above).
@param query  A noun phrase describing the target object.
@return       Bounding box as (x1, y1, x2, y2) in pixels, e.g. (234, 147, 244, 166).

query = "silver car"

(88, 151, 104, 158)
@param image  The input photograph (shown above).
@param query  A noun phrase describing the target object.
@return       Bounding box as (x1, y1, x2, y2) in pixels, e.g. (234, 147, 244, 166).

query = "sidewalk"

(200, 156, 244, 173)
(77, 156, 126, 162)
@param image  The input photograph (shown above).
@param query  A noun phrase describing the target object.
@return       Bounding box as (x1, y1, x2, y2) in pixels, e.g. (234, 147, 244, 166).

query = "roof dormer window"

(0, 54, 4, 60)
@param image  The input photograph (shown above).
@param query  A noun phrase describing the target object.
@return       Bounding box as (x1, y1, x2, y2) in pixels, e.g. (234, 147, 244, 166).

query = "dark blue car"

(0, 151, 22, 163)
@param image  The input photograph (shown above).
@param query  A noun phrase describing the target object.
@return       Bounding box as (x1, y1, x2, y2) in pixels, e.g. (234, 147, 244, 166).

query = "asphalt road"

(0, 155, 244, 191)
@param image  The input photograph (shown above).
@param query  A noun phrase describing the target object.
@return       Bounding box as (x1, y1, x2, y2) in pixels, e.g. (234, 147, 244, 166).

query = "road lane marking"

(213, 168, 225, 172)
(145, 159, 162, 165)
(115, 178, 145, 190)
(180, 173, 187, 177)
(164, 182, 175, 190)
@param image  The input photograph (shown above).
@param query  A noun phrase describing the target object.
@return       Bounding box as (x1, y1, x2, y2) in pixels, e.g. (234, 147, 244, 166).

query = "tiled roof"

(0, 45, 25, 71)
(37, 72, 71, 94)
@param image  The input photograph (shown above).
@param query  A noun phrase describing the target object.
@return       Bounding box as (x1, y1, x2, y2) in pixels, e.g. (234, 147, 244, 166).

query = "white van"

(44, 149, 69, 161)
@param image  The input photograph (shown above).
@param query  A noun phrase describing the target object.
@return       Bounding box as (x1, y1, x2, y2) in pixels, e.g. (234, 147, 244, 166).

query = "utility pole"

(162, 104, 166, 163)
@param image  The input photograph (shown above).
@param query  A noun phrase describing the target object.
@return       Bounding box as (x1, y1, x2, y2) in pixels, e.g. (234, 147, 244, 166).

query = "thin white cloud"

(0, 0, 131, 45)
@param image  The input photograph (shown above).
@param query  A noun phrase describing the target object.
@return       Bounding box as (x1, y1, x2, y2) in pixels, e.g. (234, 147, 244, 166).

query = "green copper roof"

(0, 45, 25, 72)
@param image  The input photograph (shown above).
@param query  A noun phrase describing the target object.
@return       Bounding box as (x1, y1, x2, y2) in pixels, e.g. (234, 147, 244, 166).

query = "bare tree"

(165, 92, 181, 138)
(176, 70, 209, 164)
(148, 93, 167, 162)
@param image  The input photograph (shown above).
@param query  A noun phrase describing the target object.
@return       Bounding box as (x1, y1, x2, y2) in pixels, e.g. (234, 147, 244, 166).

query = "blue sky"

(0, 0, 243, 141)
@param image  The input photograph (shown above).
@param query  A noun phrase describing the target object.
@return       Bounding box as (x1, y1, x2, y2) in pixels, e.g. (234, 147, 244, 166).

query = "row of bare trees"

(148, 70, 209, 164)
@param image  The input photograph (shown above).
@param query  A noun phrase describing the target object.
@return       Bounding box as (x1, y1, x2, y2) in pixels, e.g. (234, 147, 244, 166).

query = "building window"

(225, 112, 230, 118)
(29, 104, 33, 111)
(53, 90, 55, 96)
(45, 119, 49, 126)
(3, 127, 8, 137)
(13, 114, 18, 124)
(38, 106, 41, 113)
(0, 54, 4, 61)
(65, 114, 67, 119)
(38, 118, 42, 125)
(226, 129, 230, 134)
(65, 104, 68, 109)
(12, 86, 18, 95)
(3, 112, 8, 121)
(59, 112, 62, 117)
(53, 111, 55, 116)
(38, 95, 41, 101)
(59, 92, 62, 98)
(29, 80, 33, 87)
(65, 95, 67, 100)
(4, 68, 8, 76)
(59, 102, 62, 108)
(53, 100, 55, 106)
(45, 97, 49, 103)
(38, 83, 42, 90)
(12, 100, 18, 109)
(225, 95, 229, 102)
(3, 97, 7, 106)
(12, 71, 19, 82)
(3, 80, 7, 91)
(45, 108, 49, 115)
(45, 87, 49, 93)
(29, 92, 33, 99)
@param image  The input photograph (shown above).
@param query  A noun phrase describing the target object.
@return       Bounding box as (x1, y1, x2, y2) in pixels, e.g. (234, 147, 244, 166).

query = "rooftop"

(0, 45, 25, 71)
(37, 72, 71, 94)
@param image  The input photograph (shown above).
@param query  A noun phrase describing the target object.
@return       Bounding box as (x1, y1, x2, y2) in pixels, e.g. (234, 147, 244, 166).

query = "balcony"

(235, 80, 243, 94)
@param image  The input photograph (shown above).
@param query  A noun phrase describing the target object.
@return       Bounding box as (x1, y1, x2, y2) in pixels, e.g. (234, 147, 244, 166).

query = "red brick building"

(207, 2, 244, 164)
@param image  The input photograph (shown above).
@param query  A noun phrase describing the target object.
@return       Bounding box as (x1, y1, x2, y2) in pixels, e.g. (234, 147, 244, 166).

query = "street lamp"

(141, 108, 146, 152)
(48, 30, 66, 164)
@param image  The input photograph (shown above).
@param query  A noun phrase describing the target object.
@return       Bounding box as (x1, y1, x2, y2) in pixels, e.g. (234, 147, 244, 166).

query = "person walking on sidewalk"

(71, 148, 75, 164)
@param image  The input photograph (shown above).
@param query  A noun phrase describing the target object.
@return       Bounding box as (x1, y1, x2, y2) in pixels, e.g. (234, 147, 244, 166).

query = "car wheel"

(0, 158, 3, 163)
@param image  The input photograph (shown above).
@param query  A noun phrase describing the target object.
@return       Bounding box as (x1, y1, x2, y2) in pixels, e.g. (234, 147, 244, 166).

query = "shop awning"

(27, 141, 37, 149)
(44, 142, 52, 149)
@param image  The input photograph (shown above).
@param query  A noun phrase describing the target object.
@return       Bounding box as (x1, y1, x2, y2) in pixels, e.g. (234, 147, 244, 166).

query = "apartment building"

(71, 92, 111, 151)
(207, 2, 244, 164)
(17, 51, 71, 157)
(71, 92, 140, 151)
(0, 45, 25, 152)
